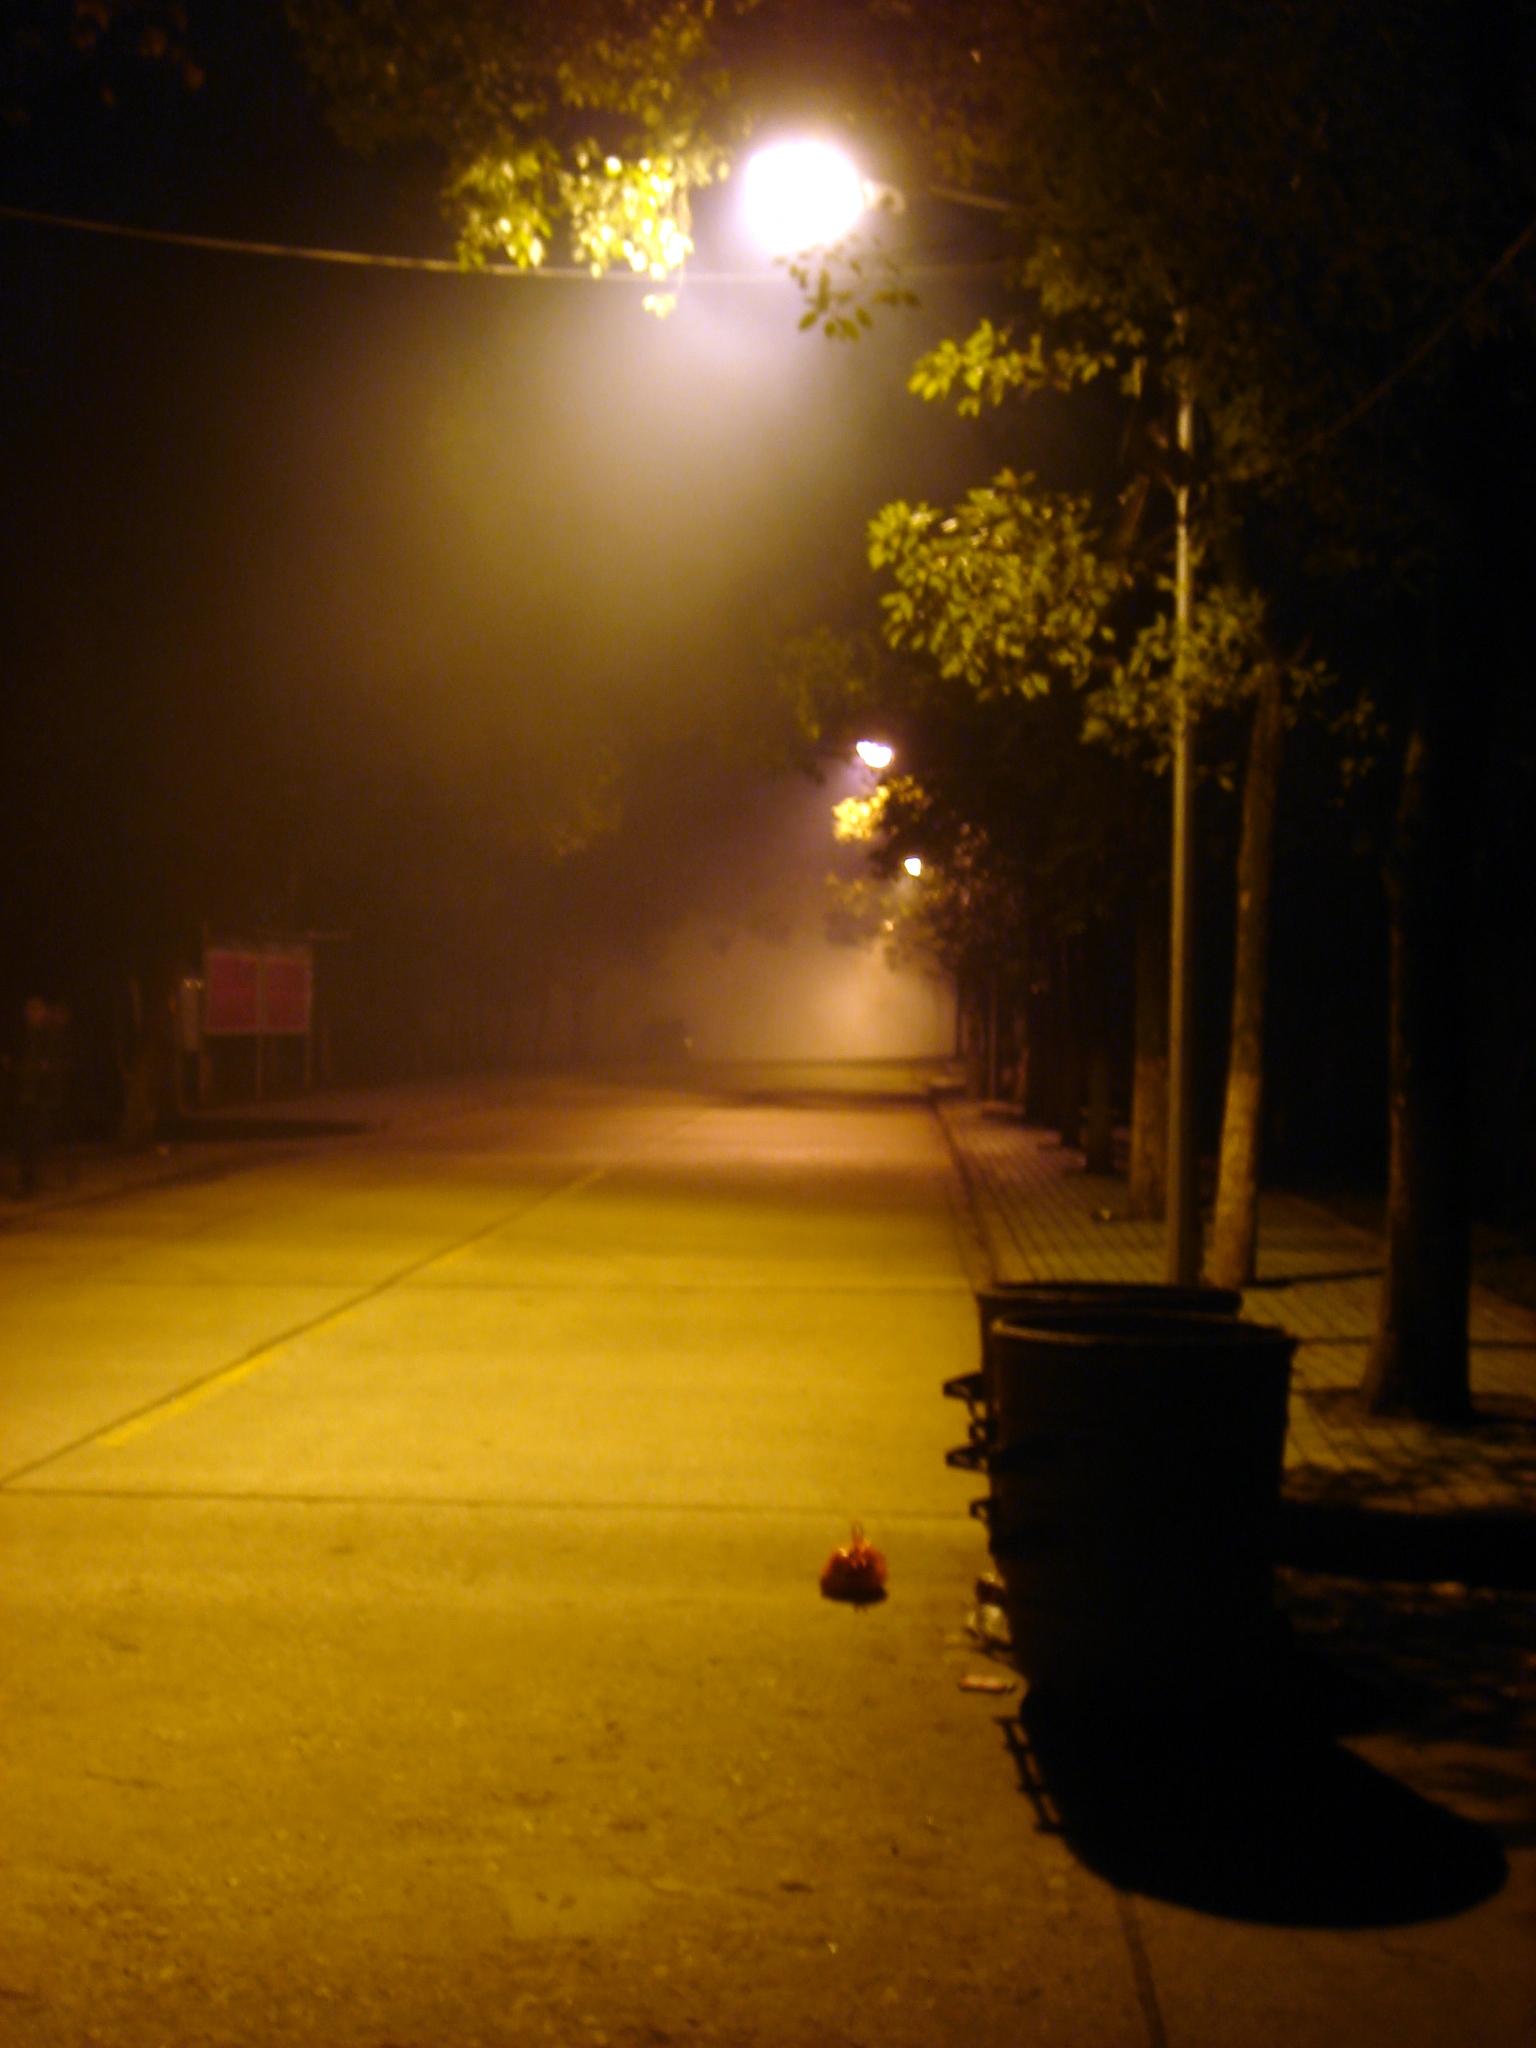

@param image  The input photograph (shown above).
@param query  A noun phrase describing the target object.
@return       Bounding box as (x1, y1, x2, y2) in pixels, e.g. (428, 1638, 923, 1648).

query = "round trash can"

(972, 1282, 1242, 1412)
(984, 1312, 1295, 1709)
(977, 1279, 1241, 1345)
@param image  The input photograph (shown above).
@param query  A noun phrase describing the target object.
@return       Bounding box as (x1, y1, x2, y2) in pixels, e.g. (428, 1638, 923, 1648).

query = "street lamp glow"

(855, 739, 894, 770)
(903, 855, 923, 877)
(743, 142, 868, 254)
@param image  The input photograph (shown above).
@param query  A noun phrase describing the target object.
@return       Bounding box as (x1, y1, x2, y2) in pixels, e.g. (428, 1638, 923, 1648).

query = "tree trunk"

(1057, 946, 1084, 1152)
(1361, 680, 1473, 1421)
(1028, 968, 1058, 1126)
(1023, 970, 1050, 1119)
(1084, 1047, 1115, 1175)
(1128, 883, 1169, 1219)
(1080, 926, 1115, 1175)
(1010, 996, 1031, 1109)
(964, 986, 987, 1099)
(1208, 663, 1286, 1288)
(987, 974, 1001, 1101)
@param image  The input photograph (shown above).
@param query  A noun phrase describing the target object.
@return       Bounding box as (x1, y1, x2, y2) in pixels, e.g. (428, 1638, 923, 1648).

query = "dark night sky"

(0, 2, 1015, 1054)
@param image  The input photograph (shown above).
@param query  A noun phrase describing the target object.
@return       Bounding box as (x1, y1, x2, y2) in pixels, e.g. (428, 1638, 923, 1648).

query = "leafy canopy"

(287, 0, 733, 279)
(868, 475, 1118, 703)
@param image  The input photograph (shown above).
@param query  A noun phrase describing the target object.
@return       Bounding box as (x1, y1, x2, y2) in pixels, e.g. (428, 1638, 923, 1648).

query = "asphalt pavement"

(1, 1075, 1530, 2046)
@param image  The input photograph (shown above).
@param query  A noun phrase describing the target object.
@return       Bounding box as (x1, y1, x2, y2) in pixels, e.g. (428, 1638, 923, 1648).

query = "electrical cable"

(0, 200, 1005, 283)
(6, 193, 1529, 448)
(1297, 210, 1536, 456)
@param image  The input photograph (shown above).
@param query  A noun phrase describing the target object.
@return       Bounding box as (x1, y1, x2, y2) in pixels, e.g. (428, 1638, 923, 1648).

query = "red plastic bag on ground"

(820, 1522, 888, 1604)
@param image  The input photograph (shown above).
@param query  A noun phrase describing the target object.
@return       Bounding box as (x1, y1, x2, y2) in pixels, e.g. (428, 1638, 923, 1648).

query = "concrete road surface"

(0, 1077, 1529, 2047)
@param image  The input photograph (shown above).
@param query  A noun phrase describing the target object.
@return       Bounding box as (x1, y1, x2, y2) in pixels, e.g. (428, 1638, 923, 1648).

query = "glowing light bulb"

(855, 740, 894, 770)
(744, 142, 868, 255)
(903, 856, 923, 877)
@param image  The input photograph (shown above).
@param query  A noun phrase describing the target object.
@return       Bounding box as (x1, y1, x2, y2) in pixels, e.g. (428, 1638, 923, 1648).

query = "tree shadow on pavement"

(1280, 1398, 1536, 1586)
(1276, 1572, 1536, 1847)
(1246, 1266, 1385, 1289)
(1006, 1684, 1507, 1927)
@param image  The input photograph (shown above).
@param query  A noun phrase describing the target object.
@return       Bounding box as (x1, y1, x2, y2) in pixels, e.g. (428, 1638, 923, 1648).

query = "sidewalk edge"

(930, 1095, 999, 1293)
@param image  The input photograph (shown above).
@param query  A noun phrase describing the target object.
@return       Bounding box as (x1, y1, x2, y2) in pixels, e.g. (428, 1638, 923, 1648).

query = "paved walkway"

(938, 1102, 1536, 1579)
(4, 1076, 1532, 2046)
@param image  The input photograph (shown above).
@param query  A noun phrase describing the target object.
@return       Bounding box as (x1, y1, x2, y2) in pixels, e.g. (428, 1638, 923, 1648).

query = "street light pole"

(1166, 381, 1201, 1284)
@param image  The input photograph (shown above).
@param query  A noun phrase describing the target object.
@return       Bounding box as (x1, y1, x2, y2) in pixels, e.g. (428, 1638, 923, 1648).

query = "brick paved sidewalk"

(937, 1099, 1536, 1583)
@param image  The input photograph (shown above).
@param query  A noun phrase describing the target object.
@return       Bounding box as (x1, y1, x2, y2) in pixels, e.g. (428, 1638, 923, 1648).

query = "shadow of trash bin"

(1009, 1686, 1507, 1927)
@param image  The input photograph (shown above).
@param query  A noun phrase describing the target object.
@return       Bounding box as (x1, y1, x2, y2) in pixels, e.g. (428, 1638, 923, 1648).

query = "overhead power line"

(7, 194, 1527, 446)
(1299, 209, 1536, 455)
(0, 201, 1003, 283)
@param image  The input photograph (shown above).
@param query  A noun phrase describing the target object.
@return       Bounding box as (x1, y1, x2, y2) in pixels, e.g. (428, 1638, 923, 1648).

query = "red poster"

(261, 952, 312, 1036)
(204, 950, 260, 1036)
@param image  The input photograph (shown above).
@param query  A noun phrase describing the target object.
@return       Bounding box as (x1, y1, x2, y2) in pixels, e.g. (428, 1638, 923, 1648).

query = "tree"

(839, 0, 1534, 1406)
(916, 4, 1531, 1411)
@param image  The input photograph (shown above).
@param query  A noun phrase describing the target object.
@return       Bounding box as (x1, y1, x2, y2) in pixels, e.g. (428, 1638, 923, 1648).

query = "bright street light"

(855, 739, 894, 770)
(743, 141, 868, 255)
(903, 856, 923, 877)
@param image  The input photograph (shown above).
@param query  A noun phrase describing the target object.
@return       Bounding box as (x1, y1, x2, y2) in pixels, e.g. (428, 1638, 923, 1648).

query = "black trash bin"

(982, 1311, 1295, 1711)
(977, 1279, 1243, 1337)
(943, 1281, 1242, 1416)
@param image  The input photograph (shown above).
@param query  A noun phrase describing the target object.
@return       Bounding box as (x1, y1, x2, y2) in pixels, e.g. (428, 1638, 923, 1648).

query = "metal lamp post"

(1166, 384, 1201, 1284)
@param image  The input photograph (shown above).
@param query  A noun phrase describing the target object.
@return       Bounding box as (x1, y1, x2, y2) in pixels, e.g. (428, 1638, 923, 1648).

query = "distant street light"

(855, 739, 894, 769)
(743, 141, 869, 255)
(903, 856, 923, 877)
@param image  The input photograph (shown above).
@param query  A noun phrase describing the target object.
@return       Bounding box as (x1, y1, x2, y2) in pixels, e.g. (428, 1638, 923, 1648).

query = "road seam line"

(0, 1487, 984, 1520)
(0, 1164, 610, 1484)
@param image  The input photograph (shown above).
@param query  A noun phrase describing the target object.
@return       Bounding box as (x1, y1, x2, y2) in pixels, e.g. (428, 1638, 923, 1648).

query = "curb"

(928, 1094, 1001, 1293)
